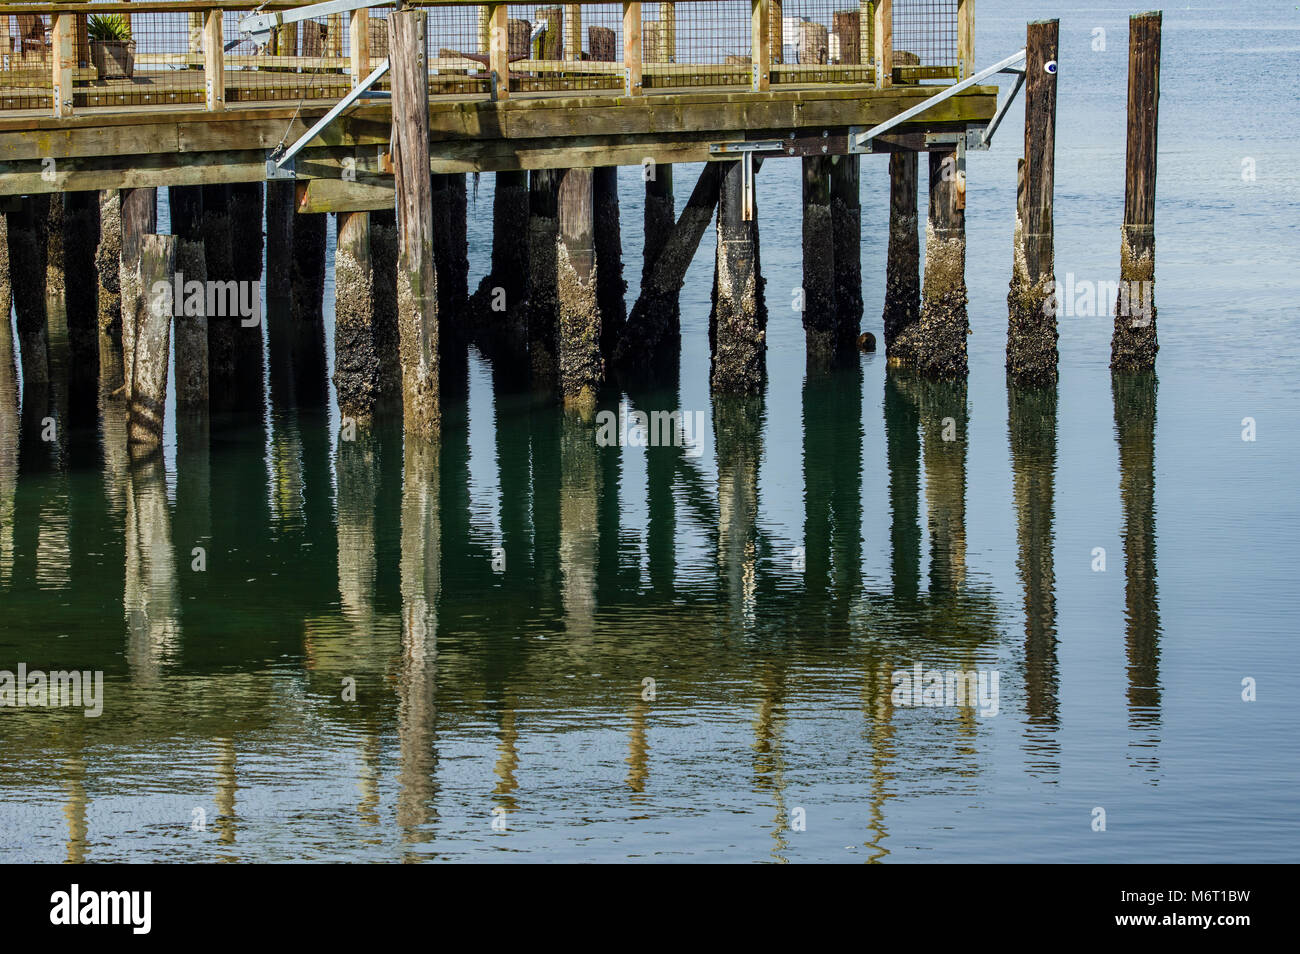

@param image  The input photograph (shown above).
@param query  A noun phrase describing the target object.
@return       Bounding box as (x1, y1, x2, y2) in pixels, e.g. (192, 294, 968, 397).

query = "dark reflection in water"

(0, 304, 1182, 862)
(1113, 372, 1161, 773)
(1008, 383, 1059, 776)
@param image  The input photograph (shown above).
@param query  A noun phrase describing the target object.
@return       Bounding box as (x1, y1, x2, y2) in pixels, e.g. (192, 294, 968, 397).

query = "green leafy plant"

(87, 14, 132, 43)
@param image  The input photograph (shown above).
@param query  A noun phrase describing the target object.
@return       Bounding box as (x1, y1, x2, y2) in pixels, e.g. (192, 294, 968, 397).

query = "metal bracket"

(851, 48, 1028, 153)
(489, 70, 500, 102)
(709, 141, 784, 156)
(974, 71, 1026, 150)
(269, 58, 391, 174)
(266, 155, 296, 180)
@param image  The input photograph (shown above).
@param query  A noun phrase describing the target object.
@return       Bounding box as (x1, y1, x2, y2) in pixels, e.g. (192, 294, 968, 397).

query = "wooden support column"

(168, 185, 208, 412)
(119, 188, 157, 399)
(1007, 19, 1059, 386)
(431, 175, 468, 318)
(204, 9, 224, 111)
(5, 198, 51, 388)
(873, 0, 891, 88)
(200, 184, 236, 408)
(831, 155, 863, 351)
(334, 210, 381, 423)
(957, 0, 974, 80)
(389, 8, 440, 440)
(710, 160, 765, 394)
(623, 3, 642, 94)
(125, 234, 176, 455)
(556, 167, 601, 416)
(96, 191, 122, 334)
(751, 0, 770, 91)
(473, 171, 529, 329)
(527, 169, 561, 390)
(593, 166, 626, 363)
(911, 148, 968, 376)
(52, 12, 74, 118)
(489, 3, 510, 100)
(63, 192, 101, 395)
(802, 156, 837, 359)
(230, 182, 265, 407)
(349, 9, 370, 86)
(265, 182, 294, 312)
(621, 162, 720, 365)
(1111, 11, 1160, 372)
(883, 151, 919, 361)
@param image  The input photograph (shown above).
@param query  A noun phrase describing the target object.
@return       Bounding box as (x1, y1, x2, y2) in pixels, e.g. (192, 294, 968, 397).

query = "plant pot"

(91, 40, 135, 80)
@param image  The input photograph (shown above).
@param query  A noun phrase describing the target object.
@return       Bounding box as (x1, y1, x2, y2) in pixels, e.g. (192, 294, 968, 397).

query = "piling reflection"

(1008, 383, 1060, 775)
(123, 453, 180, 681)
(1113, 371, 1161, 771)
(0, 308, 16, 584)
(714, 394, 763, 630)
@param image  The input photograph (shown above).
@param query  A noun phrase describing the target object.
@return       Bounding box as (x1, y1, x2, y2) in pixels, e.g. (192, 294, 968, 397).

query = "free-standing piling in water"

(1006, 19, 1059, 387)
(1111, 11, 1161, 372)
(831, 154, 863, 352)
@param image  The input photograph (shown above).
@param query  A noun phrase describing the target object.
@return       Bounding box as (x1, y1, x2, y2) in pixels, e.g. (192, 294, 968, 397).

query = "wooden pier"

(0, 1, 1155, 446)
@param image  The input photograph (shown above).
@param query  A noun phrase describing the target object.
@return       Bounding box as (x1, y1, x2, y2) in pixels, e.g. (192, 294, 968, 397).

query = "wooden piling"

(802, 156, 837, 359)
(1111, 11, 1161, 372)
(624, 162, 678, 366)
(119, 188, 157, 394)
(883, 151, 920, 361)
(334, 210, 385, 423)
(200, 183, 236, 407)
(831, 154, 863, 351)
(265, 181, 294, 313)
(473, 170, 529, 338)
(168, 185, 208, 411)
(556, 166, 602, 415)
(710, 160, 766, 393)
(370, 208, 401, 405)
(621, 163, 721, 365)
(6, 197, 51, 388)
(527, 168, 561, 389)
(125, 234, 176, 454)
(1007, 19, 1059, 386)
(593, 166, 626, 362)
(914, 149, 969, 376)
(46, 194, 65, 297)
(431, 173, 469, 316)
(230, 182, 265, 406)
(96, 191, 123, 334)
(62, 191, 101, 389)
(390, 8, 440, 440)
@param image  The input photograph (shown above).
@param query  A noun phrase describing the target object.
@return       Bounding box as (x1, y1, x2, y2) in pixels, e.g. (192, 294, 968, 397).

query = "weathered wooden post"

(556, 167, 602, 415)
(914, 149, 969, 376)
(390, 6, 440, 439)
(62, 192, 101, 390)
(96, 191, 123, 334)
(291, 210, 328, 409)
(230, 182, 265, 406)
(593, 166, 626, 361)
(200, 183, 235, 406)
(1006, 19, 1059, 386)
(710, 160, 766, 393)
(46, 195, 65, 298)
(883, 155, 920, 361)
(168, 185, 208, 411)
(527, 169, 561, 389)
(873, 0, 892, 88)
(472, 171, 529, 334)
(432, 173, 468, 316)
(5, 198, 51, 388)
(335, 210, 380, 424)
(126, 235, 177, 455)
(119, 188, 157, 393)
(802, 156, 837, 359)
(831, 155, 862, 351)
(1111, 11, 1161, 372)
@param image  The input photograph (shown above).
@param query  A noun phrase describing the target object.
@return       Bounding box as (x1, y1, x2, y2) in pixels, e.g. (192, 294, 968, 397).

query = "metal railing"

(0, 0, 970, 115)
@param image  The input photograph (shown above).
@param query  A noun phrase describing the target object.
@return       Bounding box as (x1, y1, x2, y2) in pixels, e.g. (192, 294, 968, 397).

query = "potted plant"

(88, 14, 135, 80)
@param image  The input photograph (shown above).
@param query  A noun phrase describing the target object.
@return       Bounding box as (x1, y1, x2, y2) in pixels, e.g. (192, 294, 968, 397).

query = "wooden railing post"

(52, 11, 75, 118)
(204, 9, 224, 111)
(349, 8, 370, 84)
(623, 3, 642, 95)
(957, 0, 974, 79)
(564, 6, 582, 61)
(873, 0, 891, 88)
(751, 0, 770, 91)
(489, 4, 510, 100)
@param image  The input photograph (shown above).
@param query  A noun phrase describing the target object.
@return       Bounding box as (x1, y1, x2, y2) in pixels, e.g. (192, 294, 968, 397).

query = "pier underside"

(0, 82, 997, 206)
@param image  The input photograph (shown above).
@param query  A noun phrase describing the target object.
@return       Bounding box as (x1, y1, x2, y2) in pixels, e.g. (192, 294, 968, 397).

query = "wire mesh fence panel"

(426, 5, 489, 97)
(0, 12, 56, 111)
(642, 0, 751, 90)
(893, 0, 957, 73)
(770, 0, 873, 85)
(220, 11, 353, 106)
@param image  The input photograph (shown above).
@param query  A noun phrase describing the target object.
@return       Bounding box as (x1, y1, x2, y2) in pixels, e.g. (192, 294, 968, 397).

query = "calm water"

(2, 1, 1298, 863)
